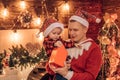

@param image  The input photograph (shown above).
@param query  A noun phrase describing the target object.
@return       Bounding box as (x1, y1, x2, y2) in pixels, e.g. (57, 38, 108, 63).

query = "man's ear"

(83, 27, 88, 34)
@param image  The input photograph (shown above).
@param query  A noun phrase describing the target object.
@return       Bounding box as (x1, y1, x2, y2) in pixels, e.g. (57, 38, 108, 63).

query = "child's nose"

(56, 35, 59, 38)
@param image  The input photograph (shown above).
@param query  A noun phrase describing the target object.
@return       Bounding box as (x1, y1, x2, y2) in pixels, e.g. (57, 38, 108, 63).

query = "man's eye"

(74, 29, 78, 31)
(69, 29, 72, 31)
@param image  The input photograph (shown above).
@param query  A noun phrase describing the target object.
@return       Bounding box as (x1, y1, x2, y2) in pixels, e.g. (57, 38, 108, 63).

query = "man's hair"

(69, 20, 77, 22)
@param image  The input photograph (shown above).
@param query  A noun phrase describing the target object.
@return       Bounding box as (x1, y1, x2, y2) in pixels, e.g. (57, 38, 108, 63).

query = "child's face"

(48, 27, 62, 40)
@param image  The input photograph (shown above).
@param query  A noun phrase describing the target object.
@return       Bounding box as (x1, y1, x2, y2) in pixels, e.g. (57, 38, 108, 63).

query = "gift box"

(49, 45, 68, 68)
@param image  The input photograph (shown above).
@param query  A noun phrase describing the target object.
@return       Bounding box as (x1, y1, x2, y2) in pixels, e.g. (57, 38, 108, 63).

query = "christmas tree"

(97, 13, 120, 80)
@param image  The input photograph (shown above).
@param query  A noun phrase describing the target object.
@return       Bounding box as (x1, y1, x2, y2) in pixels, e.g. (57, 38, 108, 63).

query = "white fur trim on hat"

(43, 22, 64, 37)
(69, 15, 89, 28)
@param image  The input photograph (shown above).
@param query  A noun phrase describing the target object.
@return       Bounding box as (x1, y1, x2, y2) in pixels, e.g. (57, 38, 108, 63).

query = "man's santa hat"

(69, 9, 101, 28)
(40, 18, 64, 37)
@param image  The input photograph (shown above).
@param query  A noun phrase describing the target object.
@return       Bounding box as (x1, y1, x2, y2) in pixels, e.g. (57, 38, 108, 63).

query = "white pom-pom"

(96, 18, 101, 23)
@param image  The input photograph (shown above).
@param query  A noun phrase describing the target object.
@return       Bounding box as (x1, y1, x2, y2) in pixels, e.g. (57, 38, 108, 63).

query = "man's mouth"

(71, 36, 76, 39)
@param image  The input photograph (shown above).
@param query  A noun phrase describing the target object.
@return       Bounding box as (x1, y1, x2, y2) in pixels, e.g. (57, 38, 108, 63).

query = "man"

(50, 9, 102, 80)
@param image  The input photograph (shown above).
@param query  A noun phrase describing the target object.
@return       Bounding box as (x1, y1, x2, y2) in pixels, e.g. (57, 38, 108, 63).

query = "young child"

(40, 17, 74, 80)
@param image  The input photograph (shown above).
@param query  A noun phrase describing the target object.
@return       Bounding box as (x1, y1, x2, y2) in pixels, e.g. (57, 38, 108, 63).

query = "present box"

(49, 45, 68, 68)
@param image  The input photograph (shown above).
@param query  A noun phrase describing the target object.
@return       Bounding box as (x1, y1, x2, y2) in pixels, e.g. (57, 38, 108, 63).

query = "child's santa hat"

(40, 18, 64, 37)
(69, 9, 101, 28)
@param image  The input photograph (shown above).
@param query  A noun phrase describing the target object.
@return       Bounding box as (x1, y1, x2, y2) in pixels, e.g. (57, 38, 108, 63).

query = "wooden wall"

(0, 0, 120, 42)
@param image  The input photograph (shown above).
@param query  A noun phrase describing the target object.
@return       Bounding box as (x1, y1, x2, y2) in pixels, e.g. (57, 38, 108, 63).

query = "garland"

(1, 43, 48, 71)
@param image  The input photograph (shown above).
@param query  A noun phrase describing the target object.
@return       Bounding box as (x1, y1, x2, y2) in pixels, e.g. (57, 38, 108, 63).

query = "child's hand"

(54, 41, 63, 47)
(49, 64, 57, 73)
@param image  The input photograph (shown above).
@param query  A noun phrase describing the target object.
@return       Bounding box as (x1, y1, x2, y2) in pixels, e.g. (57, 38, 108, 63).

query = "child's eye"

(57, 32, 61, 35)
(52, 32, 60, 35)
(52, 32, 56, 34)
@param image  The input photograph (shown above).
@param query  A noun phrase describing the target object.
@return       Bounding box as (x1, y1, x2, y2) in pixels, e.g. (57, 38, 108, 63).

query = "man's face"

(68, 21, 87, 43)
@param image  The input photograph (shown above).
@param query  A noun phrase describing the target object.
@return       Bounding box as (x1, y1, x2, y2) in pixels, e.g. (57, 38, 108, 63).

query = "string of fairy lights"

(0, 0, 70, 45)
(0, 0, 70, 29)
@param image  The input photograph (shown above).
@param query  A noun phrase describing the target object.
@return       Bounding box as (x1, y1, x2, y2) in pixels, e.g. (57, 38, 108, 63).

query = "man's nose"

(69, 30, 74, 35)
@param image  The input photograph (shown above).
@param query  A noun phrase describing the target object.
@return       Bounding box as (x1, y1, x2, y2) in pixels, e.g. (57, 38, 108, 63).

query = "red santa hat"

(40, 18, 64, 37)
(69, 9, 101, 28)
(69, 9, 89, 28)
(81, 10, 101, 24)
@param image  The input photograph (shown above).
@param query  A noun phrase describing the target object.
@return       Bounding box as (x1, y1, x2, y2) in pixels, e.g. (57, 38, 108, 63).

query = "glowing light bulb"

(2, 8, 9, 18)
(36, 17, 41, 25)
(10, 32, 20, 43)
(36, 32, 44, 41)
(63, 3, 69, 11)
(20, 1, 26, 10)
(65, 3, 69, 11)
(33, 17, 41, 26)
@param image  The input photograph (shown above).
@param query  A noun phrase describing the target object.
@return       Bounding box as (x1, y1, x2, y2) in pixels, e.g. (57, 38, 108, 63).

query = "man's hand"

(49, 62, 69, 76)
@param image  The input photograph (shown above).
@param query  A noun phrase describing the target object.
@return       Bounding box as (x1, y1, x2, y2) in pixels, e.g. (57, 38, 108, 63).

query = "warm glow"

(36, 17, 41, 25)
(1, 8, 9, 18)
(32, 17, 42, 26)
(10, 32, 21, 43)
(111, 13, 118, 22)
(37, 32, 44, 41)
(20, 1, 26, 10)
(63, 3, 69, 12)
